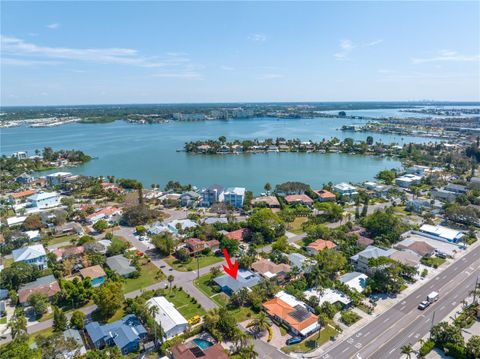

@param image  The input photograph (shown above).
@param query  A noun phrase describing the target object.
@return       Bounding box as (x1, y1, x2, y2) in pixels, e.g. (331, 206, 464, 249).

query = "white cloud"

(46, 23, 61, 30)
(0, 35, 197, 71)
(1, 57, 60, 66)
(334, 38, 383, 60)
(220, 65, 235, 71)
(411, 50, 480, 64)
(152, 72, 203, 80)
(249, 33, 267, 42)
(256, 73, 283, 80)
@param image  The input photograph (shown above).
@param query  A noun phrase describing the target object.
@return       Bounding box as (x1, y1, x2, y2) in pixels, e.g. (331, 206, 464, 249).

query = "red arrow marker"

(222, 247, 238, 279)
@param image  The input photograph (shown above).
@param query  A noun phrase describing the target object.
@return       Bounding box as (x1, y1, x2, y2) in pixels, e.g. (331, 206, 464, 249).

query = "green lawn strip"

(0, 317, 6, 324)
(282, 324, 338, 354)
(420, 257, 446, 268)
(163, 255, 223, 272)
(288, 217, 308, 234)
(160, 288, 206, 319)
(194, 274, 220, 298)
(122, 262, 162, 293)
(43, 234, 78, 246)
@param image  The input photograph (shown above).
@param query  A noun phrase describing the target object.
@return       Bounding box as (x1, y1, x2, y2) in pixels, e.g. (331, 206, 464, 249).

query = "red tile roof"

(18, 281, 60, 304)
(314, 189, 336, 199)
(10, 189, 36, 199)
(225, 228, 249, 241)
(263, 297, 318, 333)
(284, 194, 314, 204)
(307, 239, 337, 252)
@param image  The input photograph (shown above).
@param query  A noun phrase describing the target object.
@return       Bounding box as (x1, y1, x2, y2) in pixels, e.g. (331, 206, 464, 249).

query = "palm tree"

(232, 329, 250, 352)
(8, 314, 27, 340)
(167, 275, 174, 292)
(209, 266, 221, 279)
(237, 344, 258, 359)
(317, 314, 328, 340)
(147, 305, 161, 347)
(400, 344, 414, 359)
(251, 312, 270, 335)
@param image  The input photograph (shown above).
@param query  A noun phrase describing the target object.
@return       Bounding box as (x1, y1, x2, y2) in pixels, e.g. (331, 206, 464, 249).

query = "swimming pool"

(193, 338, 214, 350)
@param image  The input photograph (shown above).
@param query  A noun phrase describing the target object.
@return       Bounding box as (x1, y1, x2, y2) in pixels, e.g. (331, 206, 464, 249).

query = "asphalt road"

(315, 244, 480, 359)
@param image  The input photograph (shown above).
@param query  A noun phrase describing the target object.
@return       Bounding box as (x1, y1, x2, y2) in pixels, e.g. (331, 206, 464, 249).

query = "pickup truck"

(418, 291, 439, 310)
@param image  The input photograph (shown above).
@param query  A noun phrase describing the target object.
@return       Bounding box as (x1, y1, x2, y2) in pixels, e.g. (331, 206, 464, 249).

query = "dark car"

(418, 300, 430, 310)
(286, 337, 302, 345)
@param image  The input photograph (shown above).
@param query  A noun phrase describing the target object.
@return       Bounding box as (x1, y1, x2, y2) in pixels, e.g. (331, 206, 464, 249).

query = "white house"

(339, 272, 369, 293)
(7, 216, 27, 227)
(12, 244, 48, 270)
(27, 191, 61, 209)
(223, 187, 246, 208)
(395, 174, 422, 188)
(333, 183, 358, 197)
(303, 288, 352, 306)
(146, 296, 188, 339)
(46, 172, 72, 187)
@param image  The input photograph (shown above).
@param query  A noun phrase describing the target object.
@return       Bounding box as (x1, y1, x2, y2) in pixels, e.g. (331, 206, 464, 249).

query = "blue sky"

(1, 1, 479, 105)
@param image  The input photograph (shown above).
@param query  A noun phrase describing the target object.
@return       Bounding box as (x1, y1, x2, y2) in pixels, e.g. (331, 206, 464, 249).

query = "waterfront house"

(418, 224, 464, 244)
(395, 174, 422, 188)
(79, 265, 106, 287)
(251, 196, 281, 208)
(46, 172, 73, 187)
(363, 181, 391, 197)
(85, 314, 147, 355)
(106, 255, 137, 277)
(184, 238, 220, 255)
(406, 165, 429, 176)
(251, 259, 290, 280)
(201, 184, 224, 207)
(339, 272, 368, 293)
(27, 191, 61, 209)
(15, 173, 34, 185)
(179, 191, 201, 208)
(349, 245, 397, 274)
(171, 343, 229, 359)
(306, 239, 337, 256)
(263, 291, 319, 338)
(284, 194, 314, 206)
(146, 296, 188, 340)
(12, 244, 48, 270)
(18, 275, 60, 305)
(333, 183, 358, 198)
(313, 189, 336, 202)
(213, 269, 261, 295)
(223, 187, 246, 208)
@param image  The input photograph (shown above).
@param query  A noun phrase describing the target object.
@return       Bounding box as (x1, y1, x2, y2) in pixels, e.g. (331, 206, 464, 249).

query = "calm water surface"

(1, 117, 432, 193)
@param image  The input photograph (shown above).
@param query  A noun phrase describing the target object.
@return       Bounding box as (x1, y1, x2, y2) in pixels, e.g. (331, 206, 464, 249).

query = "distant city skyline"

(1, 1, 479, 106)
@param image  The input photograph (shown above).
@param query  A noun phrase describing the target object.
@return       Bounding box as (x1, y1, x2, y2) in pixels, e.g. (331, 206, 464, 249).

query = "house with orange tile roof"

(306, 239, 337, 256)
(263, 291, 320, 337)
(9, 189, 36, 204)
(225, 228, 250, 241)
(86, 206, 122, 224)
(313, 189, 336, 202)
(284, 194, 314, 206)
(79, 265, 107, 287)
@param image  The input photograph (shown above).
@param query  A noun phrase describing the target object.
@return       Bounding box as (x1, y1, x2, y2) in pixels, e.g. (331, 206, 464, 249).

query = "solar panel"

(289, 305, 311, 322)
(189, 347, 206, 358)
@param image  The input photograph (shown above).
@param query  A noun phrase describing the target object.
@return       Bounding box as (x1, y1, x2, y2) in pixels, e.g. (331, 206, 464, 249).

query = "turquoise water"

(1, 116, 429, 193)
(193, 338, 214, 349)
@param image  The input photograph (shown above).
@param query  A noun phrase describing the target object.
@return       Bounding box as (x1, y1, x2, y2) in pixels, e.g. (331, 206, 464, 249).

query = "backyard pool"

(193, 338, 214, 350)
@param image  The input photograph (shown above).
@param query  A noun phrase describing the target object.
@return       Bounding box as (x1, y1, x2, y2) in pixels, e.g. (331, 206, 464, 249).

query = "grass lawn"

(194, 273, 220, 299)
(44, 234, 78, 246)
(157, 288, 206, 319)
(421, 257, 446, 268)
(28, 327, 54, 345)
(288, 217, 308, 234)
(0, 317, 6, 324)
(3, 258, 13, 268)
(122, 262, 163, 293)
(282, 324, 338, 354)
(164, 255, 223, 272)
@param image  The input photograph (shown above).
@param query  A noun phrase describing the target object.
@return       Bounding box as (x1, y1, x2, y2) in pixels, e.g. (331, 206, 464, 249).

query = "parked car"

(418, 300, 430, 310)
(188, 315, 201, 325)
(286, 337, 303, 345)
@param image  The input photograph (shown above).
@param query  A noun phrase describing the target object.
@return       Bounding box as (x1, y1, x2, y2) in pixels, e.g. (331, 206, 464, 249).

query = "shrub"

(419, 340, 435, 357)
(340, 310, 361, 326)
(444, 342, 466, 359)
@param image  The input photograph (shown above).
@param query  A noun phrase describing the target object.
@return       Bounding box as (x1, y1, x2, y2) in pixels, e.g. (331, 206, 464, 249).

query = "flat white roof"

(146, 296, 188, 334)
(225, 187, 246, 195)
(7, 216, 27, 226)
(303, 288, 351, 305)
(47, 172, 72, 177)
(334, 183, 357, 190)
(420, 224, 463, 241)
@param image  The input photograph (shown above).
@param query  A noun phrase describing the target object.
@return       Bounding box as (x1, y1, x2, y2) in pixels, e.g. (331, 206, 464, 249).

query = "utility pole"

(473, 276, 479, 305)
(197, 255, 200, 279)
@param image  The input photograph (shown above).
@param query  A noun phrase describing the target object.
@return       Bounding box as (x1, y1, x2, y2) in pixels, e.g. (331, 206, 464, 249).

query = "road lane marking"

(425, 318, 430, 323)
(342, 348, 349, 353)
(416, 294, 421, 298)
(442, 275, 447, 279)
(440, 305, 446, 310)
(400, 306, 406, 311)
(355, 343, 362, 349)
(364, 331, 370, 337)
(389, 347, 397, 354)
(383, 318, 390, 323)
(452, 301, 457, 306)
(408, 333, 414, 338)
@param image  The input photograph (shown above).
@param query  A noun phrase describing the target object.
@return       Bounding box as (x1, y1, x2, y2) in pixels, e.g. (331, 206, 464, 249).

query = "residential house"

(251, 196, 281, 208)
(406, 165, 429, 176)
(419, 224, 464, 244)
(15, 173, 34, 185)
(201, 185, 224, 207)
(225, 228, 250, 242)
(431, 188, 458, 202)
(85, 314, 147, 355)
(395, 174, 422, 188)
(168, 219, 198, 233)
(58, 222, 84, 236)
(395, 240, 435, 258)
(223, 187, 246, 208)
(179, 191, 201, 208)
(263, 291, 320, 337)
(284, 194, 314, 206)
(46, 172, 72, 187)
(12, 244, 48, 270)
(24, 230, 41, 241)
(306, 239, 337, 256)
(171, 343, 229, 359)
(63, 329, 87, 358)
(333, 183, 358, 198)
(52, 246, 85, 262)
(286, 253, 315, 272)
(18, 275, 61, 305)
(7, 216, 27, 227)
(79, 265, 107, 287)
(201, 217, 228, 225)
(84, 240, 111, 254)
(27, 191, 61, 209)
(349, 245, 397, 274)
(356, 235, 374, 248)
(146, 296, 188, 339)
(106, 255, 137, 277)
(339, 272, 368, 293)
(86, 207, 122, 225)
(406, 199, 432, 213)
(313, 189, 336, 202)
(213, 269, 261, 295)
(303, 288, 351, 306)
(251, 259, 290, 280)
(390, 250, 421, 268)
(184, 238, 220, 255)
(396, 232, 459, 258)
(363, 182, 391, 197)
(9, 189, 36, 204)
(445, 183, 468, 194)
